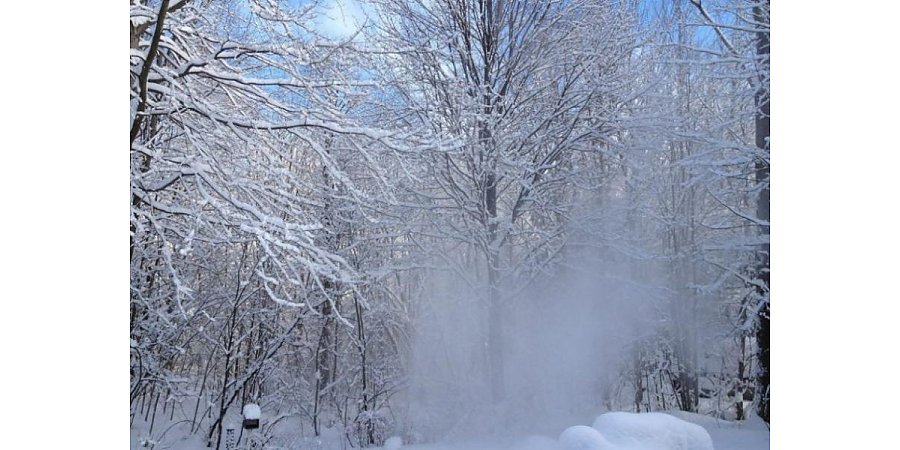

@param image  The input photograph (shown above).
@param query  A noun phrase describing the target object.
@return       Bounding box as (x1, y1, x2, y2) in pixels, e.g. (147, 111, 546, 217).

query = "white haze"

(399, 232, 665, 441)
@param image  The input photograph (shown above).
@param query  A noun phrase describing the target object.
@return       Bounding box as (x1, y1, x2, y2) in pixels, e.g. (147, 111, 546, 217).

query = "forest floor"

(133, 410, 769, 450)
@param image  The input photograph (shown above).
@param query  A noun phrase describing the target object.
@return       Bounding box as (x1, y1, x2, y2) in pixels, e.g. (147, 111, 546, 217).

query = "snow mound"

(384, 436, 403, 450)
(242, 403, 261, 420)
(592, 412, 714, 450)
(559, 425, 614, 450)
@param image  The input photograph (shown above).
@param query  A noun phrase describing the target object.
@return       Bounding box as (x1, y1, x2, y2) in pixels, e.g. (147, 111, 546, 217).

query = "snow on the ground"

(515, 435, 563, 450)
(664, 411, 769, 450)
(131, 409, 768, 450)
(385, 436, 404, 450)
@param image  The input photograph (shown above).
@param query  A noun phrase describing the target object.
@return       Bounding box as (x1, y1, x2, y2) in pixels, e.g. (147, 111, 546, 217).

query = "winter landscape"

(130, 1, 770, 449)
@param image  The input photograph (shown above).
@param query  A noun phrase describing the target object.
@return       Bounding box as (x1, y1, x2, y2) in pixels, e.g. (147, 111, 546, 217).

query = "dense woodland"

(129, 0, 769, 448)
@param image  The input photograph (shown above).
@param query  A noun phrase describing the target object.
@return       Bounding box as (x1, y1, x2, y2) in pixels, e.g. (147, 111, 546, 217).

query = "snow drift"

(588, 412, 714, 450)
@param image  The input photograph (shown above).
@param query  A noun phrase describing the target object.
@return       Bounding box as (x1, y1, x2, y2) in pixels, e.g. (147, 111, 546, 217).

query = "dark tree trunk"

(353, 293, 375, 445)
(313, 287, 334, 437)
(753, 0, 771, 425)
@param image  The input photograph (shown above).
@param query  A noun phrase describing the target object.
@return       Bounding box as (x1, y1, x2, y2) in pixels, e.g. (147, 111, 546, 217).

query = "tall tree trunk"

(313, 139, 340, 436)
(480, 17, 504, 401)
(353, 293, 375, 445)
(484, 126, 504, 404)
(753, 0, 771, 425)
(313, 287, 334, 437)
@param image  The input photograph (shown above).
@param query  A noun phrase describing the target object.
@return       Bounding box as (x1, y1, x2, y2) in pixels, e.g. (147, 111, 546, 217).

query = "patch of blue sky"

(312, 0, 371, 41)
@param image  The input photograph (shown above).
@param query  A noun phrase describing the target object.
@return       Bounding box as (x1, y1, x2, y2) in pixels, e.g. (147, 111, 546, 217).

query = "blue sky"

(313, 0, 370, 40)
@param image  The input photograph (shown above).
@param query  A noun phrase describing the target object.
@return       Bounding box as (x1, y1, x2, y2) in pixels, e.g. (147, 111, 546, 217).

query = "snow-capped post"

(242, 403, 260, 430)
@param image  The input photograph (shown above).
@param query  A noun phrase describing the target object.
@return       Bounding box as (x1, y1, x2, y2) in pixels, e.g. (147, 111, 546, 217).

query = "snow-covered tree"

(365, 0, 641, 404)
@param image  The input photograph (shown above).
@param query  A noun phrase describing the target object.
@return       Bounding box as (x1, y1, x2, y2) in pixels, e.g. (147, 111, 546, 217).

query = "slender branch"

(688, 0, 738, 57)
(131, 0, 171, 144)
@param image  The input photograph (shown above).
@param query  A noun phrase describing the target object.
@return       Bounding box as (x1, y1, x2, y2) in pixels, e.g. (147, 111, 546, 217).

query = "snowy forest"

(129, 0, 770, 449)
